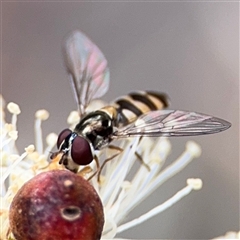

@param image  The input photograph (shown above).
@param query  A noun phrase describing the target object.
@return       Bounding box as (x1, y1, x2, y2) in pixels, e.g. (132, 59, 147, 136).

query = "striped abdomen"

(112, 91, 170, 127)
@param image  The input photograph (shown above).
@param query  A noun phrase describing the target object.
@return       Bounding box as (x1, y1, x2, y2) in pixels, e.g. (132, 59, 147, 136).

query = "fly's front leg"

(78, 166, 93, 178)
(97, 145, 123, 182)
(86, 155, 100, 181)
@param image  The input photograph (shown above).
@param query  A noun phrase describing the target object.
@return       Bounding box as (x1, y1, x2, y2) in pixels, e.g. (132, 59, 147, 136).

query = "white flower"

(1, 95, 204, 239)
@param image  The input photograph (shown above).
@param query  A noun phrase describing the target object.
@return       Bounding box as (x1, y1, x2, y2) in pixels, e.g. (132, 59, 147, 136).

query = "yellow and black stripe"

(112, 91, 170, 127)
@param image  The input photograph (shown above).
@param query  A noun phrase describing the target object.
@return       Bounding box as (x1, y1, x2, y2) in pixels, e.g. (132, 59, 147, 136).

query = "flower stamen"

(116, 178, 203, 234)
(7, 103, 21, 131)
(1, 145, 34, 185)
(34, 109, 49, 154)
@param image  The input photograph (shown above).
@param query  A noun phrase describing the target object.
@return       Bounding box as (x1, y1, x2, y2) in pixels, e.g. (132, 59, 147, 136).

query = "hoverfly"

(51, 30, 231, 174)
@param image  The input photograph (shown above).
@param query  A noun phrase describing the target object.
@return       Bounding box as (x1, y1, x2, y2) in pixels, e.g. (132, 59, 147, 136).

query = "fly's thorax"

(99, 106, 118, 120)
(74, 110, 114, 150)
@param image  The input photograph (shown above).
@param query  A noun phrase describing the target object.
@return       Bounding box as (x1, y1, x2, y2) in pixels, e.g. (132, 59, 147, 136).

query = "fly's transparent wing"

(114, 110, 231, 137)
(63, 30, 110, 116)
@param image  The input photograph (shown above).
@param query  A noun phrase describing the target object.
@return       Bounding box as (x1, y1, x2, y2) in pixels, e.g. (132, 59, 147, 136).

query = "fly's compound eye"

(57, 129, 72, 149)
(71, 136, 93, 165)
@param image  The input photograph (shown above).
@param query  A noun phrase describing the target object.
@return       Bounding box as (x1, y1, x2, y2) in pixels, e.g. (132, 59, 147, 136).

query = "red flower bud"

(9, 170, 104, 240)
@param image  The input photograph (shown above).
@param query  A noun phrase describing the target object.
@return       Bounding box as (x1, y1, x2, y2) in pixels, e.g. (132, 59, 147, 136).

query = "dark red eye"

(57, 129, 72, 149)
(71, 136, 93, 165)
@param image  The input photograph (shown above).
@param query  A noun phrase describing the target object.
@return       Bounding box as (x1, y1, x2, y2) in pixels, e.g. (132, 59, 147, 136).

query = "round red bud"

(9, 170, 104, 240)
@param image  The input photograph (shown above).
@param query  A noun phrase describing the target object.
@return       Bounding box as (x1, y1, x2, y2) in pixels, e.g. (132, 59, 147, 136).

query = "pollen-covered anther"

(35, 155, 49, 169)
(7, 102, 21, 115)
(5, 123, 14, 132)
(35, 109, 49, 121)
(28, 151, 40, 161)
(46, 133, 58, 147)
(67, 111, 79, 125)
(187, 178, 203, 190)
(8, 131, 18, 140)
(25, 144, 35, 154)
(186, 141, 201, 158)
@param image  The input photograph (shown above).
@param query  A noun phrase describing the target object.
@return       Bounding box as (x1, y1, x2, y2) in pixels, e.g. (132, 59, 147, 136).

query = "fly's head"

(50, 129, 93, 172)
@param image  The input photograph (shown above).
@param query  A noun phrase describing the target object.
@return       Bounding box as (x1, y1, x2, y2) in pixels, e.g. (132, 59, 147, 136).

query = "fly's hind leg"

(135, 151, 151, 171)
(97, 145, 123, 182)
(134, 136, 151, 171)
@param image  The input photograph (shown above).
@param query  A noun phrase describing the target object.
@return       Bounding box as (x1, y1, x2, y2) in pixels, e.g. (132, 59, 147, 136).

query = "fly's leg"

(77, 166, 93, 177)
(134, 151, 151, 171)
(87, 139, 150, 181)
(86, 155, 100, 181)
(97, 145, 123, 182)
(134, 136, 151, 171)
